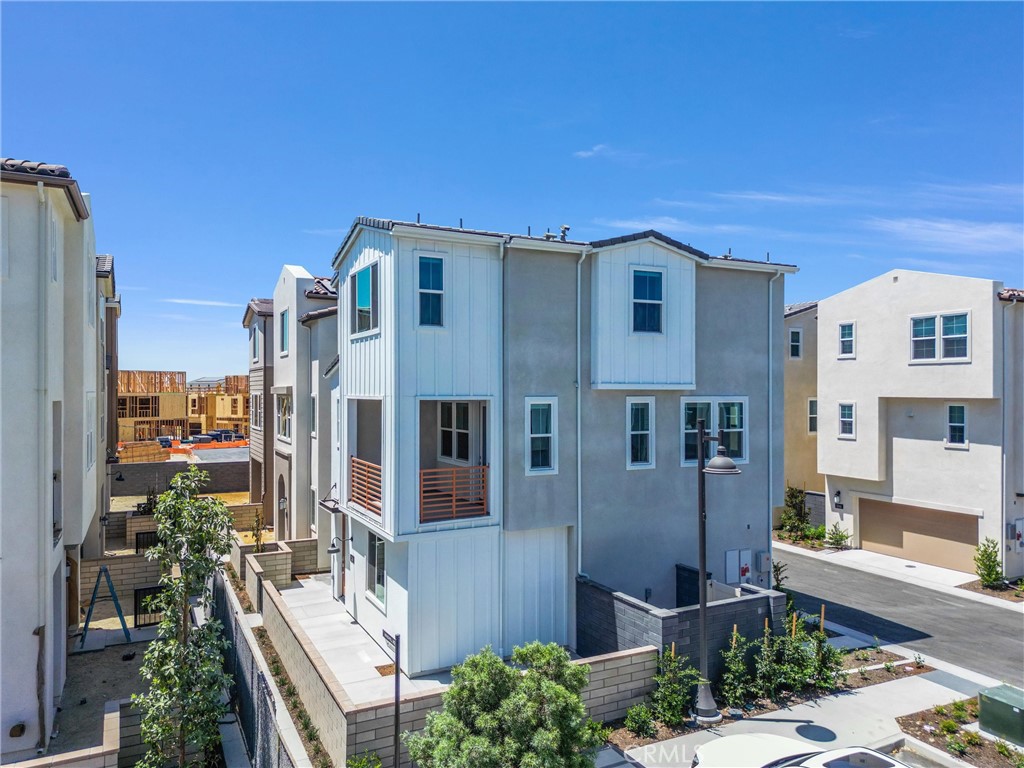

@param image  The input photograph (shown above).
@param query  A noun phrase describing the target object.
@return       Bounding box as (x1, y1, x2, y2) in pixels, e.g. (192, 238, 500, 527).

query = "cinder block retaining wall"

(124, 514, 157, 549)
(228, 502, 262, 533)
(577, 577, 786, 681)
(8, 701, 120, 768)
(80, 555, 162, 622)
(104, 510, 127, 541)
(287, 538, 322, 575)
(112, 460, 248, 496)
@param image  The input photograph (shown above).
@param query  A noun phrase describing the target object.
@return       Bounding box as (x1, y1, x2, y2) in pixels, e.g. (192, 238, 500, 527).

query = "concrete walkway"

(277, 575, 449, 706)
(773, 541, 1022, 613)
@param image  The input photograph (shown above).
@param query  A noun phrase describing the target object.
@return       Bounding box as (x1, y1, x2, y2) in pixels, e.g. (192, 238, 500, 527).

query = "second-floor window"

(947, 404, 967, 446)
(251, 327, 259, 362)
(419, 256, 444, 327)
(351, 263, 379, 335)
(808, 399, 818, 434)
(911, 312, 969, 361)
(231, 399, 238, 415)
(631, 268, 663, 334)
(251, 394, 261, 429)
(839, 402, 856, 439)
(277, 395, 292, 439)
(682, 397, 748, 463)
(525, 398, 557, 474)
(280, 309, 289, 355)
(367, 532, 386, 606)
(789, 328, 802, 359)
(627, 397, 655, 468)
(838, 322, 855, 358)
(439, 401, 470, 463)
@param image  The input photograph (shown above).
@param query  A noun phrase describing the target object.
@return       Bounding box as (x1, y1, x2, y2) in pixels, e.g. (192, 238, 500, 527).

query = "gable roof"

(299, 304, 338, 324)
(589, 230, 712, 260)
(242, 297, 273, 327)
(305, 276, 338, 300)
(1, 158, 90, 221)
(785, 301, 818, 318)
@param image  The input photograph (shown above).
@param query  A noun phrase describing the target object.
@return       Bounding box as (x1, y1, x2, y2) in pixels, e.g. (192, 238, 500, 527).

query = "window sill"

(279, 351, 289, 359)
(837, 435, 857, 441)
(526, 467, 558, 477)
(908, 358, 972, 366)
(837, 354, 856, 360)
(365, 592, 386, 614)
(627, 463, 656, 471)
(418, 324, 447, 331)
(438, 457, 472, 468)
(944, 441, 970, 451)
(350, 329, 380, 342)
(277, 436, 292, 444)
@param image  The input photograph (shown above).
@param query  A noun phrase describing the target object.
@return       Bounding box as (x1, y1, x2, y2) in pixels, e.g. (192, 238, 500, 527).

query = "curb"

(772, 541, 1024, 614)
(899, 733, 974, 767)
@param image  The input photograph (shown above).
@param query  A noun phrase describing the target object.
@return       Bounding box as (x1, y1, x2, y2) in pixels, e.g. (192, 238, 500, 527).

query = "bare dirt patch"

(49, 643, 148, 755)
(897, 698, 1021, 767)
(958, 579, 1024, 603)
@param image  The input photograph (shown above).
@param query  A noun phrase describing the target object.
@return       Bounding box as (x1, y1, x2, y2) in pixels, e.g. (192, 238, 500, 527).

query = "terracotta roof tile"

(998, 287, 1024, 302)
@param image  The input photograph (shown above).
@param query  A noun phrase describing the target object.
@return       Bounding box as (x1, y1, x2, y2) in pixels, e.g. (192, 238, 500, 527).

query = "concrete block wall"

(104, 510, 127, 541)
(229, 533, 257, 582)
(80, 555, 163, 622)
(248, 543, 291, 589)
(228, 502, 263, 533)
(124, 514, 157, 550)
(347, 689, 445, 766)
(285, 538, 322, 575)
(261, 582, 351, 766)
(117, 699, 198, 768)
(245, 556, 264, 612)
(577, 577, 787, 682)
(111, 460, 249, 497)
(578, 647, 659, 722)
(10, 701, 120, 768)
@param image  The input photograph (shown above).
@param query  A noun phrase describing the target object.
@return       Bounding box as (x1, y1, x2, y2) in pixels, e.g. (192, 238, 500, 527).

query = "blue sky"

(3, 2, 1021, 377)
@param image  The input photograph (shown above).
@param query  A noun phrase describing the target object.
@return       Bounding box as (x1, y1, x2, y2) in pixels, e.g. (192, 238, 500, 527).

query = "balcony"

(349, 456, 382, 516)
(419, 466, 488, 523)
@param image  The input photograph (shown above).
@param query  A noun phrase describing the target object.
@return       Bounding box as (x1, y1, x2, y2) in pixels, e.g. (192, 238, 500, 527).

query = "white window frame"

(629, 265, 665, 335)
(909, 314, 937, 361)
(807, 398, 818, 434)
(350, 262, 379, 338)
(438, 401, 471, 465)
(416, 252, 445, 328)
(945, 403, 968, 449)
(525, 397, 558, 475)
(279, 309, 290, 357)
(626, 396, 656, 469)
(86, 393, 96, 470)
(838, 402, 856, 440)
(681, 396, 750, 466)
(310, 393, 317, 438)
(908, 311, 972, 363)
(251, 393, 261, 430)
(276, 394, 292, 441)
(941, 311, 970, 361)
(251, 327, 259, 363)
(367, 532, 386, 609)
(838, 322, 856, 359)
(788, 327, 803, 360)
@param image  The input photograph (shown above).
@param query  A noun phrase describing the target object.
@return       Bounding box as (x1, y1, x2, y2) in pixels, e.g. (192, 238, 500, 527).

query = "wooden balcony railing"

(419, 466, 488, 524)
(349, 456, 382, 516)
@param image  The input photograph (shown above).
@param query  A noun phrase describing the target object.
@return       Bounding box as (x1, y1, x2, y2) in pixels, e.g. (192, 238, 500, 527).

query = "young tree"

(133, 466, 234, 768)
(405, 642, 607, 768)
(974, 537, 1004, 587)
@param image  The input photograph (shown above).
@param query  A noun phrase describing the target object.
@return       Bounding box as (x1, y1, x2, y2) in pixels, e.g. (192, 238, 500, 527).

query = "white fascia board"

(591, 236, 706, 264)
(506, 237, 589, 254)
(331, 222, 374, 271)
(391, 224, 504, 248)
(704, 259, 799, 274)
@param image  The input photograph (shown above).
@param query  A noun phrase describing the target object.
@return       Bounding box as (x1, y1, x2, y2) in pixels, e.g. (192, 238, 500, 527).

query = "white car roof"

(795, 747, 909, 768)
(695, 733, 817, 767)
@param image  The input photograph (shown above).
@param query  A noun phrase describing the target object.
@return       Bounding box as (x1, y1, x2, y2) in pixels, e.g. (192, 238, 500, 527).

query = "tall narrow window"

(839, 402, 855, 438)
(277, 395, 292, 439)
(808, 399, 818, 434)
(252, 327, 259, 362)
(310, 394, 317, 436)
(789, 328, 802, 359)
(526, 398, 557, 474)
(367, 533, 386, 605)
(718, 401, 745, 458)
(911, 316, 936, 360)
(632, 269, 663, 333)
(947, 404, 967, 445)
(682, 401, 711, 462)
(838, 323, 855, 357)
(280, 309, 289, 355)
(439, 401, 470, 463)
(351, 263, 379, 335)
(627, 397, 655, 468)
(419, 256, 444, 327)
(941, 313, 968, 359)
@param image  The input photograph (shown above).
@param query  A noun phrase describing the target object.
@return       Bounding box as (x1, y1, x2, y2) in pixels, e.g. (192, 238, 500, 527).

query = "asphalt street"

(780, 549, 1024, 685)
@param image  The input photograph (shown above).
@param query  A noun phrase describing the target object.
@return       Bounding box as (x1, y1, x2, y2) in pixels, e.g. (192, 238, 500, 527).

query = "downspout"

(767, 270, 783, 567)
(497, 237, 506, 657)
(1001, 296, 1018, 575)
(576, 247, 590, 579)
(36, 181, 49, 749)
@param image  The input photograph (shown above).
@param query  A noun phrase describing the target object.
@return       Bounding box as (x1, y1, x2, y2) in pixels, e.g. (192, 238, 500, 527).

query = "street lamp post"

(693, 418, 741, 724)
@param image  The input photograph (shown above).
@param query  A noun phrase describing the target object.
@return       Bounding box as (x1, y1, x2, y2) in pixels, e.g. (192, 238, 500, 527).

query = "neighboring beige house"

(817, 270, 1024, 577)
(1, 158, 115, 760)
(783, 301, 826, 524)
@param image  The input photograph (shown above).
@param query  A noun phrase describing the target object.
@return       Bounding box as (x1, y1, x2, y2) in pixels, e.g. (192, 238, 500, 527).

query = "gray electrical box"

(979, 684, 1024, 746)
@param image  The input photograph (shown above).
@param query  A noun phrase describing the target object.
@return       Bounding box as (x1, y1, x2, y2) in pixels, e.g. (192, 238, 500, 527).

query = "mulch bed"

(607, 660, 933, 752)
(897, 698, 1022, 768)
(772, 531, 831, 552)
(957, 579, 1024, 603)
(224, 563, 255, 613)
(840, 646, 903, 669)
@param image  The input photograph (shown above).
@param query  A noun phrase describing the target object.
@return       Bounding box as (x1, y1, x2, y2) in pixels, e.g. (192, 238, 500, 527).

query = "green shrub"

(913, 653, 925, 668)
(807, 524, 826, 541)
(946, 736, 967, 756)
(826, 523, 851, 549)
(858, 667, 868, 679)
(809, 631, 847, 691)
(974, 537, 1004, 587)
(753, 623, 784, 701)
(776, 624, 814, 693)
(772, 560, 789, 591)
(784, 486, 809, 530)
(950, 699, 969, 723)
(624, 704, 657, 738)
(940, 719, 959, 734)
(883, 661, 895, 675)
(996, 740, 1012, 757)
(348, 754, 383, 768)
(652, 648, 703, 725)
(933, 705, 948, 716)
(718, 632, 752, 708)
(961, 730, 981, 747)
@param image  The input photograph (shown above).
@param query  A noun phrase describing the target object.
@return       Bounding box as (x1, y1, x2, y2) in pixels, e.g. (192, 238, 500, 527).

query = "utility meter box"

(979, 684, 1024, 746)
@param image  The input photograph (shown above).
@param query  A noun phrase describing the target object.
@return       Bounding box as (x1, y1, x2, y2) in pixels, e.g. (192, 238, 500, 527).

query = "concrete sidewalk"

(773, 541, 1023, 614)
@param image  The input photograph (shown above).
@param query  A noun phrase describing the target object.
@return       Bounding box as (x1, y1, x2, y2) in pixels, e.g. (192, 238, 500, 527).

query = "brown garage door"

(859, 499, 978, 572)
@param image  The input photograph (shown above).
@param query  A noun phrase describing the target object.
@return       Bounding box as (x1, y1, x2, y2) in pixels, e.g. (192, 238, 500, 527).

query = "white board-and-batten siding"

(503, 527, 569, 649)
(591, 241, 697, 389)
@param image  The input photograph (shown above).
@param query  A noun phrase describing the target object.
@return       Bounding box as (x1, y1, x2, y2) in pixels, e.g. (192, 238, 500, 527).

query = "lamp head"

(703, 445, 741, 475)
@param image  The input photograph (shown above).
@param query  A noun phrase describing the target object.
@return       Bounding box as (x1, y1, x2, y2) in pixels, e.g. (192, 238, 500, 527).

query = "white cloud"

(864, 217, 1023, 254)
(596, 216, 753, 236)
(573, 143, 613, 159)
(653, 198, 721, 212)
(712, 190, 846, 206)
(160, 298, 245, 308)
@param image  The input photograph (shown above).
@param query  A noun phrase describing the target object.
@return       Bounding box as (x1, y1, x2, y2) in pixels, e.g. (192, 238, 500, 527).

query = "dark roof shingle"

(305, 276, 338, 299)
(96, 255, 113, 278)
(785, 301, 818, 318)
(998, 288, 1023, 302)
(1, 157, 90, 221)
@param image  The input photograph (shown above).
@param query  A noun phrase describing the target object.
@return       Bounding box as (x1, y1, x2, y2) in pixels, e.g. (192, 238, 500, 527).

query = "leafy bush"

(946, 736, 967, 756)
(933, 705, 947, 716)
(826, 523, 851, 549)
(776, 621, 814, 693)
(718, 632, 752, 708)
(961, 730, 981, 747)
(348, 754, 382, 768)
(809, 631, 847, 692)
(624, 704, 657, 738)
(652, 648, 703, 726)
(784, 486, 809, 529)
(753, 623, 784, 701)
(975, 537, 1004, 587)
(913, 653, 925, 668)
(996, 740, 1013, 757)
(950, 699, 969, 722)
(940, 719, 959, 734)
(772, 560, 789, 591)
(805, 525, 825, 541)
(404, 642, 606, 768)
